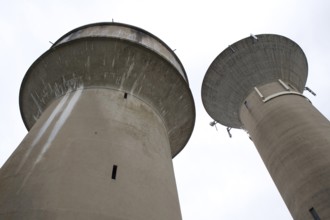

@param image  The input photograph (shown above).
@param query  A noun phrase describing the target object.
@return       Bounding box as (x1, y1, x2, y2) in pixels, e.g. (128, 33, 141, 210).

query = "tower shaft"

(0, 89, 182, 219)
(240, 81, 330, 219)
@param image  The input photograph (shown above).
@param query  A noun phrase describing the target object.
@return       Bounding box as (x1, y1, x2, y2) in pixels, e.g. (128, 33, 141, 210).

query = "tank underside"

(202, 34, 308, 128)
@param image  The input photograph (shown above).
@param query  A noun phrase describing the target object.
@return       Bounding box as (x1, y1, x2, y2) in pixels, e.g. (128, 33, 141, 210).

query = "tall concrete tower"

(0, 23, 195, 219)
(202, 34, 330, 220)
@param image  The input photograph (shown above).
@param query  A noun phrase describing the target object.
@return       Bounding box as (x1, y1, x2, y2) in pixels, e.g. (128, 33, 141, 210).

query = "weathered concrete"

(202, 34, 330, 219)
(240, 82, 330, 219)
(0, 23, 195, 219)
(20, 22, 195, 157)
(202, 34, 308, 128)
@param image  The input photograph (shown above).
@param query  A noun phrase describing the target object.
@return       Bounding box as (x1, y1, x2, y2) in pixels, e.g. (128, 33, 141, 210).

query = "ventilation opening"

(124, 93, 128, 99)
(112, 165, 118, 180)
(309, 207, 321, 220)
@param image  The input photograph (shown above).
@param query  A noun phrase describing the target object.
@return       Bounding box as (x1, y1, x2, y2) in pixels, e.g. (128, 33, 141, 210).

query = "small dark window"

(309, 207, 321, 220)
(112, 165, 118, 180)
(124, 93, 128, 99)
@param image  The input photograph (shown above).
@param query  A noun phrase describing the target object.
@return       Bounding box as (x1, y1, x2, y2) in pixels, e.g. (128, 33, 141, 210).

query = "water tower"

(202, 34, 330, 220)
(0, 23, 195, 220)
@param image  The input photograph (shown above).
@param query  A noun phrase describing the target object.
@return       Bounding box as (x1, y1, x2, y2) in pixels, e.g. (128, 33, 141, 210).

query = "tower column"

(0, 89, 182, 219)
(240, 82, 330, 220)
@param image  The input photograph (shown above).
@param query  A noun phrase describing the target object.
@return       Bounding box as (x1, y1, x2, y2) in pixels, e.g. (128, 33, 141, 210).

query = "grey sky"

(1, 0, 330, 219)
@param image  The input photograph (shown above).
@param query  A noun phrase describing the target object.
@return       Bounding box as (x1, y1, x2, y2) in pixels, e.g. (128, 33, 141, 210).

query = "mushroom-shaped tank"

(202, 34, 308, 128)
(20, 22, 195, 157)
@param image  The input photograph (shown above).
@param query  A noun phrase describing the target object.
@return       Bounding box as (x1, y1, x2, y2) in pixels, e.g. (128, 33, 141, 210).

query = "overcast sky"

(1, 0, 330, 219)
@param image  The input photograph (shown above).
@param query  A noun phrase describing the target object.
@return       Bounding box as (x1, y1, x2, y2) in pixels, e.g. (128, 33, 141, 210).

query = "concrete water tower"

(0, 23, 195, 219)
(202, 34, 330, 220)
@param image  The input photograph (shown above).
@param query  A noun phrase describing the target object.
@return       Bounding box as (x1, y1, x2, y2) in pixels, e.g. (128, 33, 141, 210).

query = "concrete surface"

(20, 22, 195, 157)
(202, 34, 330, 219)
(1, 89, 183, 219)
(0, 23, 195, 219)
(202, 34, 308, 128)
(240, 82, 330, 219)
